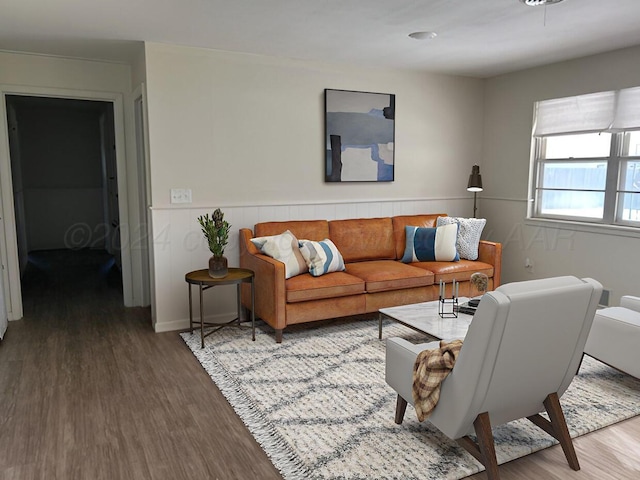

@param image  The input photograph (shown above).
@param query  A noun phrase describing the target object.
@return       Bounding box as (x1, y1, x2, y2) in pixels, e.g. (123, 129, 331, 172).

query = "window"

(530, 88, 640, 227)
(619, 132, 640, 222)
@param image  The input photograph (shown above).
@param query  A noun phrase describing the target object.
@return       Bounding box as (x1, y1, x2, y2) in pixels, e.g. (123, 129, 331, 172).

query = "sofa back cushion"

(392, 214, 446, 259)
(254, 220, 329, 241)
(329, 217, 395, 263)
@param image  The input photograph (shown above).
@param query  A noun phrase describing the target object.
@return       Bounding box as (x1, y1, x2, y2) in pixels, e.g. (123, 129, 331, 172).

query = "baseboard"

(153, 311, 238, 333)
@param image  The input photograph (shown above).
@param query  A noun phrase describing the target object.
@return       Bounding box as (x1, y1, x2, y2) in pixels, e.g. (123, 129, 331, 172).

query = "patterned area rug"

(181, 318, 640, 480)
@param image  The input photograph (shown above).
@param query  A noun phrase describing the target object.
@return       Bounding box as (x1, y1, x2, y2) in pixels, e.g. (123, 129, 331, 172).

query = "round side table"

(185, 267, 255, 348)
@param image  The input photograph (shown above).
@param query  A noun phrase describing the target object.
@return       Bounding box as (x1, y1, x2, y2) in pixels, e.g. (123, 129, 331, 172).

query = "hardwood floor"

(0, 250, 280, 480)
(1, 249, 639, 479)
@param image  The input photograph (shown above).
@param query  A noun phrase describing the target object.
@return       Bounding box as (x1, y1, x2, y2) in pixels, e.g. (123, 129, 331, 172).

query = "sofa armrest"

(620, 295, 640, 313)
(477, 240, 502, 288)
(239, 228, 287, 332)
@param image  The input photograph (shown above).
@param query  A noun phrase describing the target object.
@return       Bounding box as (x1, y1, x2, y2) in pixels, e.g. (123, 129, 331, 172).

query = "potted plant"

(198, 208, 231, 278)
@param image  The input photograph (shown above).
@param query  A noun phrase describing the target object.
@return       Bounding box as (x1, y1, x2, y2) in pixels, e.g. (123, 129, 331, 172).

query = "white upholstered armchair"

(386, 276, 602, 480)
(584, 295, 640, 378)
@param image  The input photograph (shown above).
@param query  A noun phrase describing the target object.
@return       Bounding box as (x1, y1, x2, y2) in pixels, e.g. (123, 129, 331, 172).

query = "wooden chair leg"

(527, 392, 580, 471)
(395, 395, 408, 424)
(576, 353, 585, 375)
(545, 392, 580, 470)
(457, 412, 500, 480)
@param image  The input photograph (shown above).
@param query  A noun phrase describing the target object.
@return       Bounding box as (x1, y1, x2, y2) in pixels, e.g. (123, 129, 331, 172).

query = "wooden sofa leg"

(457, 412, 500, 480)
(528, 392, 580, 471)
(395, 395, 407, 424)
(275, 329, 283, 343)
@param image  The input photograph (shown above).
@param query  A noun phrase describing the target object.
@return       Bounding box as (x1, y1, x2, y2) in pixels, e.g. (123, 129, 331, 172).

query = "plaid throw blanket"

(412, 339, 463, 422)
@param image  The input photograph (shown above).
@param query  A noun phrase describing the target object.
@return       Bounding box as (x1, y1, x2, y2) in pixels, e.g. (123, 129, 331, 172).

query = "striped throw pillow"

(299, 239, 346, 277)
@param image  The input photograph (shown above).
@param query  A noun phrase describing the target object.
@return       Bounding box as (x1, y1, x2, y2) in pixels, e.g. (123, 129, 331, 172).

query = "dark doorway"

(5, 95, 122, 309)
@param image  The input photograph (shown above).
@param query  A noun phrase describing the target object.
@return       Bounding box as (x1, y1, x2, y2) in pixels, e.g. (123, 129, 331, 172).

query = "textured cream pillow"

(436, 217, 486, 260)
(250, 230, 308, 279)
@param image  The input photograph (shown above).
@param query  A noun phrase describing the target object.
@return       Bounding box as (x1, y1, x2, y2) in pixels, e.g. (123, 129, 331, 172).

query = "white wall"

(482, 45, 640, 305)
(143, 43, 485, 332)
(0, 50, 144, 318)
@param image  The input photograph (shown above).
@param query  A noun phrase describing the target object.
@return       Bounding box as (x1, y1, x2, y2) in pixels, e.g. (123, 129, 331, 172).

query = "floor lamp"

(467, 165, 483, 218)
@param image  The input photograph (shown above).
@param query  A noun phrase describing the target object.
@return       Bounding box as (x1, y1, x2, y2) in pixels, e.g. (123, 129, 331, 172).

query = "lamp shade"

(467, 165, 483, 192)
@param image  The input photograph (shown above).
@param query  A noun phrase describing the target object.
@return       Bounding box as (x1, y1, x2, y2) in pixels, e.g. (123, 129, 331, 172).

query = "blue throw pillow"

(401, 224, 460, 263)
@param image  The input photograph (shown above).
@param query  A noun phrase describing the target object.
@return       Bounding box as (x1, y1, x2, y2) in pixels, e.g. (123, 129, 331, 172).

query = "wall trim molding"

(149, 195, 471, 211)
(0, 48, 132, 66)
(153, 312, 238, 333)
(481, 196, 529, 203)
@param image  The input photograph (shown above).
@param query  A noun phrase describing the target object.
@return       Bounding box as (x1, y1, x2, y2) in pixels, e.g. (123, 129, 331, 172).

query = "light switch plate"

(170, 188, 192, 204)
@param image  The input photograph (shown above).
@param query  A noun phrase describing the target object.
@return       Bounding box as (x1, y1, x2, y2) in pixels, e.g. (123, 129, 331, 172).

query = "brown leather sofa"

(239, 214, 502, 342)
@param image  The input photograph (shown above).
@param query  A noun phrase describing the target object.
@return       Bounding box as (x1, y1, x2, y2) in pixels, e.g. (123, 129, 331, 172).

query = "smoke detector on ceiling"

(519, 0, 565, 5)
(408, 31, 437, 40)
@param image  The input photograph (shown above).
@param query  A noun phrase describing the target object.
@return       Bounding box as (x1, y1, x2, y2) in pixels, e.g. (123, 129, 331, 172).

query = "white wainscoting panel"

(150, 197, 470, 332)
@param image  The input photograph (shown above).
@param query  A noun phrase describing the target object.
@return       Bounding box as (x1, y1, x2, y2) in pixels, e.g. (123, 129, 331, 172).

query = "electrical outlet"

(524, 257, 534, 273)
(170, 188, 192, 204)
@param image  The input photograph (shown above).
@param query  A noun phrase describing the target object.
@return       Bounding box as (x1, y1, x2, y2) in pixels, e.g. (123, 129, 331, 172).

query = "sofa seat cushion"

(411, 260, 493, 283)
(345, 260, 434, 293)
(286, 272, 365, 303)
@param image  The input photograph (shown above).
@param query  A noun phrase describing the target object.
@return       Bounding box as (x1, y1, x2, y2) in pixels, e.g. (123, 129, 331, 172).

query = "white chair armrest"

(620, 295, 640, 313)
(385, 338, 439, 406)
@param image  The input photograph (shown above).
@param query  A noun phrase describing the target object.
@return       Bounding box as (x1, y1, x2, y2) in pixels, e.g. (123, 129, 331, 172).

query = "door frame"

(132, 83, 152, 307)
(0, 85, 133, 319)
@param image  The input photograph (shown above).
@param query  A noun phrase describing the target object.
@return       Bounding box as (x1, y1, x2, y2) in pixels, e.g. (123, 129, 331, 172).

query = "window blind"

(533, 87, 640, 136)
(611, 86, 640, 130)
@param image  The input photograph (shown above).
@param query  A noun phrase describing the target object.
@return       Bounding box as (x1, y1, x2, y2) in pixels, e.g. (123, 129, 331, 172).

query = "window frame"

(614, 131, 640, 226)
(529, 129, 640, 229)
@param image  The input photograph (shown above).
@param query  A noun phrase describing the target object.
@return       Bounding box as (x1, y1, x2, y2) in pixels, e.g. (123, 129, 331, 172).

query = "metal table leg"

(188, 283, 193, 334)
(251, 276, 256, 341)
(236, 284, 242, 326)
(200, 284, 205, 348)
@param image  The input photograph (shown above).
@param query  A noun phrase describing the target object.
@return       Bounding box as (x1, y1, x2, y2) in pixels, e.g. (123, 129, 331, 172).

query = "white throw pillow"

(250, 230, 308, 279)
(436, 217, 486, 261)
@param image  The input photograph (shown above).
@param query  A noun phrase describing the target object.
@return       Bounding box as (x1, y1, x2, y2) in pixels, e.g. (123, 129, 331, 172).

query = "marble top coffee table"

(378, 298, 473, 341)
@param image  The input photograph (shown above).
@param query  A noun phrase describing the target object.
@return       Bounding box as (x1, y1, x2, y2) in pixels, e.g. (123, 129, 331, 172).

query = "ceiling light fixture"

(519, 0, 565, 6)
(408, 31, 437, 40)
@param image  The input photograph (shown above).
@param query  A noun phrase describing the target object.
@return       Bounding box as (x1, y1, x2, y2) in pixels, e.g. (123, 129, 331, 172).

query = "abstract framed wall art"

(324, 89, 395, 182)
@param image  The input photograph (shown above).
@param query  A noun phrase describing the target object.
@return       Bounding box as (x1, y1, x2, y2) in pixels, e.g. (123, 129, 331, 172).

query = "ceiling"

(2, 0, 640, 78)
